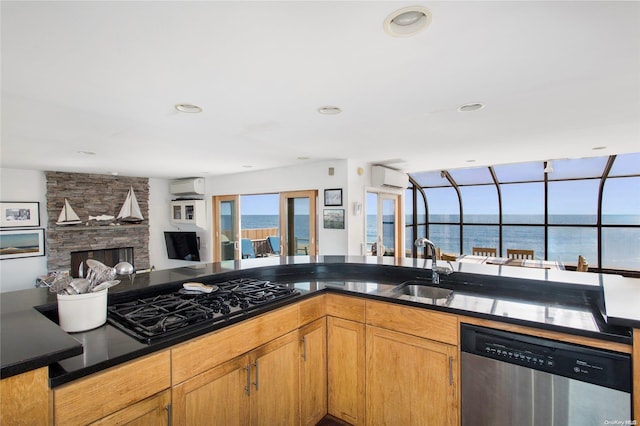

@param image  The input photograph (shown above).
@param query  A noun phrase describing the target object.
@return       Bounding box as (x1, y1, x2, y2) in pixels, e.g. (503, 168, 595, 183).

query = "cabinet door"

(172, 355, 250, 426)
(249, 331, 299, 426)
(327, 316, 366, 426)
(0, 367, 50, 425)
(299, 317, 327, 426)
(91, 390, 171, 426)
(366, 325, 458, 426)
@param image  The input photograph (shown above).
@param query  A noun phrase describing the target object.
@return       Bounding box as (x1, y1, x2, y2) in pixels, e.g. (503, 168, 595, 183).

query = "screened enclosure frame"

(406, 154, 640, 276)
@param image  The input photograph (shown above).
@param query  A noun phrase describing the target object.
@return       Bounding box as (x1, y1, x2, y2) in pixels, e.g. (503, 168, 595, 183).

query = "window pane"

(494, 162, 543, 183)
(449, 167, 493, 185)
(411, 170, 450, 187)
(602, 228, 640, 270)
(547, 180, 599, 224)
(463, 225, 499, 254)
(602, 177, 640, 224)
(460, 185, 498, 223)
(548, 227, 597, 267)
(503, 226, 544, 260)
(547, 157, 607, 180)
(425, 187, 459, 222)
(429, 224, 460, 254)
(609, 152, 640, 176)
(241, 194, 279, 231)
(501, 182, 544, 224)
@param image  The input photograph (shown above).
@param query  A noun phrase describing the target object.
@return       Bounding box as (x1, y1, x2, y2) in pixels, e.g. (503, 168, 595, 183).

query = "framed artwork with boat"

(0, 228, 45, 260)
(0, 201, 40, 228)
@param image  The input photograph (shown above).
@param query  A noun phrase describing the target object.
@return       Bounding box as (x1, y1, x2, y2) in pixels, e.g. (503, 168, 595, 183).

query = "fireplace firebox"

(70, 247, 134, 278)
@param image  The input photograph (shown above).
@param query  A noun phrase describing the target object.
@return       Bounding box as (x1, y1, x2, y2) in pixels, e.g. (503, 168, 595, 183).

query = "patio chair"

(241, 238, 256, 259)
(267, 236, 281, 255)
(506, 249, 534, 260)
(472, 247, 497, 257)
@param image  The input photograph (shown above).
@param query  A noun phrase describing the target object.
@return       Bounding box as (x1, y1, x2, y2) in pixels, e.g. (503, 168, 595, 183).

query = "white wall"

(0, 168, 48, 292)
(148, 178, 210, 271)
(206, 160, 353, 256)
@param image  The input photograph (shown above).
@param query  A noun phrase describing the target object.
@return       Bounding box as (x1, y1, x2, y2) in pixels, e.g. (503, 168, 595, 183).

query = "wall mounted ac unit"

(371, 166, 409, 189)
(170, 178, 205, 196)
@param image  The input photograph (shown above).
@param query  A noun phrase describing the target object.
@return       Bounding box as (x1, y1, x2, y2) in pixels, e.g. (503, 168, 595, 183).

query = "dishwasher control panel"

(460, 323, 631, 392)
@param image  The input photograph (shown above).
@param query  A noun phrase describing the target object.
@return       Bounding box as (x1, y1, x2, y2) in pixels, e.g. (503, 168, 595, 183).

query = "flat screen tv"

(164, 231, 200, 261)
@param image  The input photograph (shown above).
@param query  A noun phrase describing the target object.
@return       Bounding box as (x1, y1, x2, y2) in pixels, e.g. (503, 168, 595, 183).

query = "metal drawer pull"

(301, 336, 307, 361)
(165, 403, 172, 426)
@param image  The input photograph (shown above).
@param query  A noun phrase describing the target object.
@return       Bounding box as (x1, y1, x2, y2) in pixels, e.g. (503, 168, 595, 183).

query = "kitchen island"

(1, 256, 638, 424)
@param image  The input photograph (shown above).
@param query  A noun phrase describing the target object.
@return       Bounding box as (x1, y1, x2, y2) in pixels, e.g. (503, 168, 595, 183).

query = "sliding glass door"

(280, 190, 317, 256)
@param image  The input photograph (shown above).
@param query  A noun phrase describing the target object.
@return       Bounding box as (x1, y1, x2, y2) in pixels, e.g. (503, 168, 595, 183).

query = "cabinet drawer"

(90, 390, 170, 425)
(172, 304, 299, 384)
(326, 294, 365, 323)
(299, 295, 326, 326)
(54, 351, 170, 425)
(365, 300, 458, 345)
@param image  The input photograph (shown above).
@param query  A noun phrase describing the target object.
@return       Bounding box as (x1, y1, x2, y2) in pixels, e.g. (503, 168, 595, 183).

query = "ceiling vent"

(371, 166, 409, 189)
(170, 178, 205, 196)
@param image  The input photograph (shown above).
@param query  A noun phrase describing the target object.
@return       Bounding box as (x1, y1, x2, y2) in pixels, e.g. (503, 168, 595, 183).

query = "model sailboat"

(56, 198, 83, 225)
(117, 186, 144, 223)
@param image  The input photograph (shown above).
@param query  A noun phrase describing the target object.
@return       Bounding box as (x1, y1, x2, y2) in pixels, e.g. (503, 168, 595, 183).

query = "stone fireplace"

(46, 172, 150, 273)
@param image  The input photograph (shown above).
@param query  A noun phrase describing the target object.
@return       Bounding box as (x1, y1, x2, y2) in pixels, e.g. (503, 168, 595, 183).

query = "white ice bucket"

(57, 289, 108, 332)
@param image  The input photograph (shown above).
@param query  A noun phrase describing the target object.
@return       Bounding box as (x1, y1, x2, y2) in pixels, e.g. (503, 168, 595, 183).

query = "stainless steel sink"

(392, 281, 453, 300)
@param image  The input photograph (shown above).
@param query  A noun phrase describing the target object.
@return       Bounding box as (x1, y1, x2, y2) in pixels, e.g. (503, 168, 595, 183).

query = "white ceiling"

(2, 1, 639, 179)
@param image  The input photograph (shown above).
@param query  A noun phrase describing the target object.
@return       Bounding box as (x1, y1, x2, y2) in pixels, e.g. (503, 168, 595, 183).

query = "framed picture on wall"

(0, 228, 45, 260)
(0, 202, 40, 228)
(324, 189, 342, 206)
(323, 209, 345, 229)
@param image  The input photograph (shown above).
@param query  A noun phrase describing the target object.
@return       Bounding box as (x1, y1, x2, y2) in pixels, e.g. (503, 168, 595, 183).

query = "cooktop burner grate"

(107, 278, 299, 343)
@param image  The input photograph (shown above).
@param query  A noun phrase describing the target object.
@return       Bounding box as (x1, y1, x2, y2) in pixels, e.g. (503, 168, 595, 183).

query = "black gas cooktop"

(107, 278, 299, 344)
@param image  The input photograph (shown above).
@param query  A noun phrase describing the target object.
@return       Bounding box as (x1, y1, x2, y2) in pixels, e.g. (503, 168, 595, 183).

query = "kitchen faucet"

(414, 238, 453, 284)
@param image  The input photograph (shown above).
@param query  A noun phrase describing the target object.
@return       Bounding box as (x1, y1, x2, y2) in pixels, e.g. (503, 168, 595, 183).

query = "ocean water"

(233, 214, 639, 269)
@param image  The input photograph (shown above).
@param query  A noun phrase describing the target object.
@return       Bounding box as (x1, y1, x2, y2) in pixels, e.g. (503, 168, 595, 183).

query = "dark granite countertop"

(1, 255, 637, 386)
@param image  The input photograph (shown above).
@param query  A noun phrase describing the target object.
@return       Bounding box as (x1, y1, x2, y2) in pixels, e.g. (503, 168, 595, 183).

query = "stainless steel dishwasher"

(460, 324, 631, 426)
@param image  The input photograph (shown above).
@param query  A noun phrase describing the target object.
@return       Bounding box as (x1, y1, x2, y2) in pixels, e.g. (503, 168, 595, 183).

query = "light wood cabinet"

(91, 390, 171, 426)
(172, 355, 249, 426)
(172, 331, 299, 426)
(0, 367, 51, 425)
(299, 317, 327, 426)
(366, 325, 458, 426)
(327, 316, 366, 426)
(54, 351, 171, 425)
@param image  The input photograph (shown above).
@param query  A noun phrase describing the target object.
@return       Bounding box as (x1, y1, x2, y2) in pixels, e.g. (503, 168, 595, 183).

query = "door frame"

(365, 189, 404, 258)
(212, 195, 240, 262)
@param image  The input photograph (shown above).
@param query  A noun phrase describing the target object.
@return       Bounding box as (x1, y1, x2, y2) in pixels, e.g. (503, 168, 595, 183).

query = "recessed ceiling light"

(384, 6, 432, 37)
(592, 146, 607, 150)
(242, 165, 253, 168)
(175, 104, 202, 113)
(465, 159, 476, 163)
(297, 157, 310, 160)
(318, 106, 342, 115)
(77, 151, 96, 156)
(458, 103, 485, 112)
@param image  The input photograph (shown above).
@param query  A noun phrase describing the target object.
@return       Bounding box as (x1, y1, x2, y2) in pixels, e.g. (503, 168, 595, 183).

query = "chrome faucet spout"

(414, 238, 440, 284)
